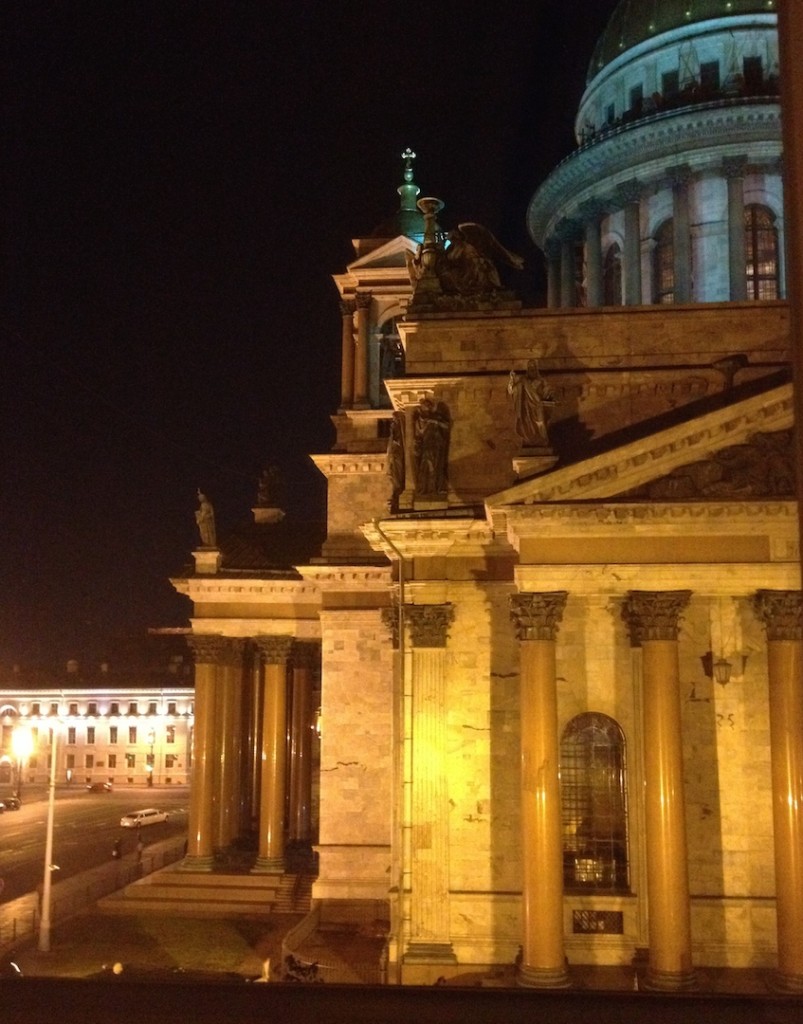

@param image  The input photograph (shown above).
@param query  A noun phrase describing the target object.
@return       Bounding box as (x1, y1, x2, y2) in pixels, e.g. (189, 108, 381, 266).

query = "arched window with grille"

(560, 712, 629, 892)
(744, 204, 779, 300)
(603, 243, 622, 305)
(653, 218, 674, 303)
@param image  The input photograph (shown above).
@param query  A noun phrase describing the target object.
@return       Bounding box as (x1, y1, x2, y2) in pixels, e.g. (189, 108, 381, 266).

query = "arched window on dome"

(745, 204, 779, 301)
(653, 219, 675, 304)
(602, 243, 622, 306)
(560, 712, 629, 892)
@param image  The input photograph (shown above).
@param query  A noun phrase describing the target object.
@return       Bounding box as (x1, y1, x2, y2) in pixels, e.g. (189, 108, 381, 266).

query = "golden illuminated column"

(622, 590, 695, 991)
(753, 590, 803, 992)
(403, 604, 457, 972)
(339, 299, 356, 409)
(288, 642, 315, 844)
(184, 634, 225, 870)
(510, 591, 569, 989)
(353, 291, 372, 408)
(252, 635, 293, 873)
(214, 638, 245, 849)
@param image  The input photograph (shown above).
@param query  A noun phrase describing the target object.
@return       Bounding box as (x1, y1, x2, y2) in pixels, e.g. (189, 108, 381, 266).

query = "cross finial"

(401, 148, 416, 182)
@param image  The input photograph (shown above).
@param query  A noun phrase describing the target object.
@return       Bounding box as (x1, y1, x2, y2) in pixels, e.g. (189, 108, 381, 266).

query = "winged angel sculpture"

(407, 222, 524, 298)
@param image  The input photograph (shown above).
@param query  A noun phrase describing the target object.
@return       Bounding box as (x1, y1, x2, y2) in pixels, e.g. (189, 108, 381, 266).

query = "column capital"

(220, 637, 246, 666)
(510, 592, 568, 641)
(614, 178, 643, 206)
(753, 590, 803, 641)
(339, 298, 356, 317)
(291, 640, 318, 670)
(187, 634, 227, 664)
(722, 155, 748, 179)
(406, 604, 454, 648)
(662, 164, 693, 190)
(355, 291, 373, 309)
(254, 635, 295, 664)
(622, 590, 691, 644)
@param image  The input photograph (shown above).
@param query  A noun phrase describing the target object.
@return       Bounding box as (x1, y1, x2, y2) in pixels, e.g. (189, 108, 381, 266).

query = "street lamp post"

(146, 728, 155, 787)
(38, 723, 58, 953)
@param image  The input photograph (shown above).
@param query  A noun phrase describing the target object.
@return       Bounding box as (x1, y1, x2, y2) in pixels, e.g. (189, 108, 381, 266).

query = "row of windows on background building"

(21, 699, 190, 717)
(581, 203, 779, 306)
(63, 752, 181, 771)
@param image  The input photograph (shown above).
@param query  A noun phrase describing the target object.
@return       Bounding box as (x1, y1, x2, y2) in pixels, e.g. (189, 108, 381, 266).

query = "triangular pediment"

(348, 235, 418, 271)
(488, 382, 793, 507)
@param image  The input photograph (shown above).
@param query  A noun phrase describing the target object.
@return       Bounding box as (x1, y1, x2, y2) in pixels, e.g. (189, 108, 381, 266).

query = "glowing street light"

(11, 725, 34, 802)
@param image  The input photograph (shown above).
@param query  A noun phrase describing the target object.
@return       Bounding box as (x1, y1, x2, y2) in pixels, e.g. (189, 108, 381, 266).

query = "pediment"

(488, 382, 793, 507)
(347, 235, 418, 272)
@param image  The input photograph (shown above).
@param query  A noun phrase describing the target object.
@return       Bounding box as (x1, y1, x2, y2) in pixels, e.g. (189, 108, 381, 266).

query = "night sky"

(3, 1, 620, 669)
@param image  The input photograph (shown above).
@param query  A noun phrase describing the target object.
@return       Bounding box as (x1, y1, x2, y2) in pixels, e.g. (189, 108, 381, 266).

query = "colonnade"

(545, 159, 780, 308)
(184, 634, 316, 874)
(339, 292, 372, 409)
(404, 588, 803, 992)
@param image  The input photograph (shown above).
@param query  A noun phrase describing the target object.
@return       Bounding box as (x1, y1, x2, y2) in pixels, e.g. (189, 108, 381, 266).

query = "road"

(0, 786, 189, 902)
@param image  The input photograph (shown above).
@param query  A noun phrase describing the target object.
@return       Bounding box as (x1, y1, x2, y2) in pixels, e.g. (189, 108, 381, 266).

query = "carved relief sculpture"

(414, 397, 451, 497)
(385, 411, 406, 512)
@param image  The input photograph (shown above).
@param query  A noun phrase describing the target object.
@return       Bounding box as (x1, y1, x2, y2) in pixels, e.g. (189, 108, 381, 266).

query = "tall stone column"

(403, 604, 457, 976)
(354, 292, 372, 408)
(545, 240, 561, 309)
(622, 590, 695, 991)
(621, 182, 643, 305)
(559, 237, 576, 308)
(670, 167, 693, 303)
(288, 642, 315, 844)
(339, 299, 356, 409)
(724, 157, 748, 301)
(184, 634, 226, 870)
(510, 592, 569, 988)
(753, 590, 803, 992)
(252, 635, 293, 873)
(584, 212, 603, 307)
(214, 638, 244, 849)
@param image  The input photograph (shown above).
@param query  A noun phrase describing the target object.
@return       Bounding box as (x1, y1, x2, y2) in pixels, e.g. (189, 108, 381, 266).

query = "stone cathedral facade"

(171, 1, 803, 992)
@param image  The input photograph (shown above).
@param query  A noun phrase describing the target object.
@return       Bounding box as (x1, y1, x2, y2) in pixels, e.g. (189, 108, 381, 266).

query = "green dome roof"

(588, 0, 776, 81)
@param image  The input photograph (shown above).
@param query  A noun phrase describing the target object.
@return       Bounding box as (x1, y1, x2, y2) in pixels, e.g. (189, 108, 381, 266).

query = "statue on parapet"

(407, 220, 524, 299)
(195, 489, 217, 547)
(508, 359, 556, 448)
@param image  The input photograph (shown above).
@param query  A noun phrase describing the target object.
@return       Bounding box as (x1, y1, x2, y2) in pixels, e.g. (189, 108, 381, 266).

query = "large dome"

(588, 0, 776, 81)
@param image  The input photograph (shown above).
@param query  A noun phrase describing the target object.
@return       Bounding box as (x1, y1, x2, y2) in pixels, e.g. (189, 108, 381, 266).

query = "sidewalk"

(13, 906, 301, 981)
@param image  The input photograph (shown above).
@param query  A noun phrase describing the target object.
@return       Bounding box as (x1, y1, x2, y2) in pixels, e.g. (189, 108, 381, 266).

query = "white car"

(120, 808, 169, 828)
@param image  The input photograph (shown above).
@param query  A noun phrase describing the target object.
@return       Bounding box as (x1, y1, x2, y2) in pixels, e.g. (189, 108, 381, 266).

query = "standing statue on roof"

(195, 489, 217, 547)
(508, 359, 556, 448)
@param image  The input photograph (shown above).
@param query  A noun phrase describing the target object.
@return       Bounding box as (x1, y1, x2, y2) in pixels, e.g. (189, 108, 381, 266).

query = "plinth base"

(512, 451, 558, 479)
(643, 966, 698, 992)
(403, 941, 458, 964)
(251, 856, 284, 874)
(517, 962, 571, 989)
(176, 855, 214, 873)
(770, 969, 803, 994)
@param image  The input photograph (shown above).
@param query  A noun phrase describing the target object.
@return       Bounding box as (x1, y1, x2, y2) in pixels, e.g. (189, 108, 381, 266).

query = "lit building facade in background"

(0, 667, 194, 789)
(173, 0, 803, 993)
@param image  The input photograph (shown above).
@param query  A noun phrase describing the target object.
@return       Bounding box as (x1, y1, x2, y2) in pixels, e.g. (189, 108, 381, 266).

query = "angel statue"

(439, 223, 524, 296)
(508, 359, 556, 448)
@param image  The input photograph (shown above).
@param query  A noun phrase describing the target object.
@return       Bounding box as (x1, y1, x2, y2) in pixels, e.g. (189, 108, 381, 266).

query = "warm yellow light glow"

(12, 726, 34, 760)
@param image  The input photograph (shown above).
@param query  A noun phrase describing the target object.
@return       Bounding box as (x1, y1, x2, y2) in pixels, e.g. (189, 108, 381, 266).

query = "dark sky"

(3, 1, 620, 668)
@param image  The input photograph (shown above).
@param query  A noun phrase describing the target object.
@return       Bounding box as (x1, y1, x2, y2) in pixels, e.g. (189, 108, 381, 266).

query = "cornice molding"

(362, 517, 504, 558)
(296, 565, 392, 590)
(172, 578, 319, 600)
(310, 453, 389, 476)
(515, 563, 800, 598)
